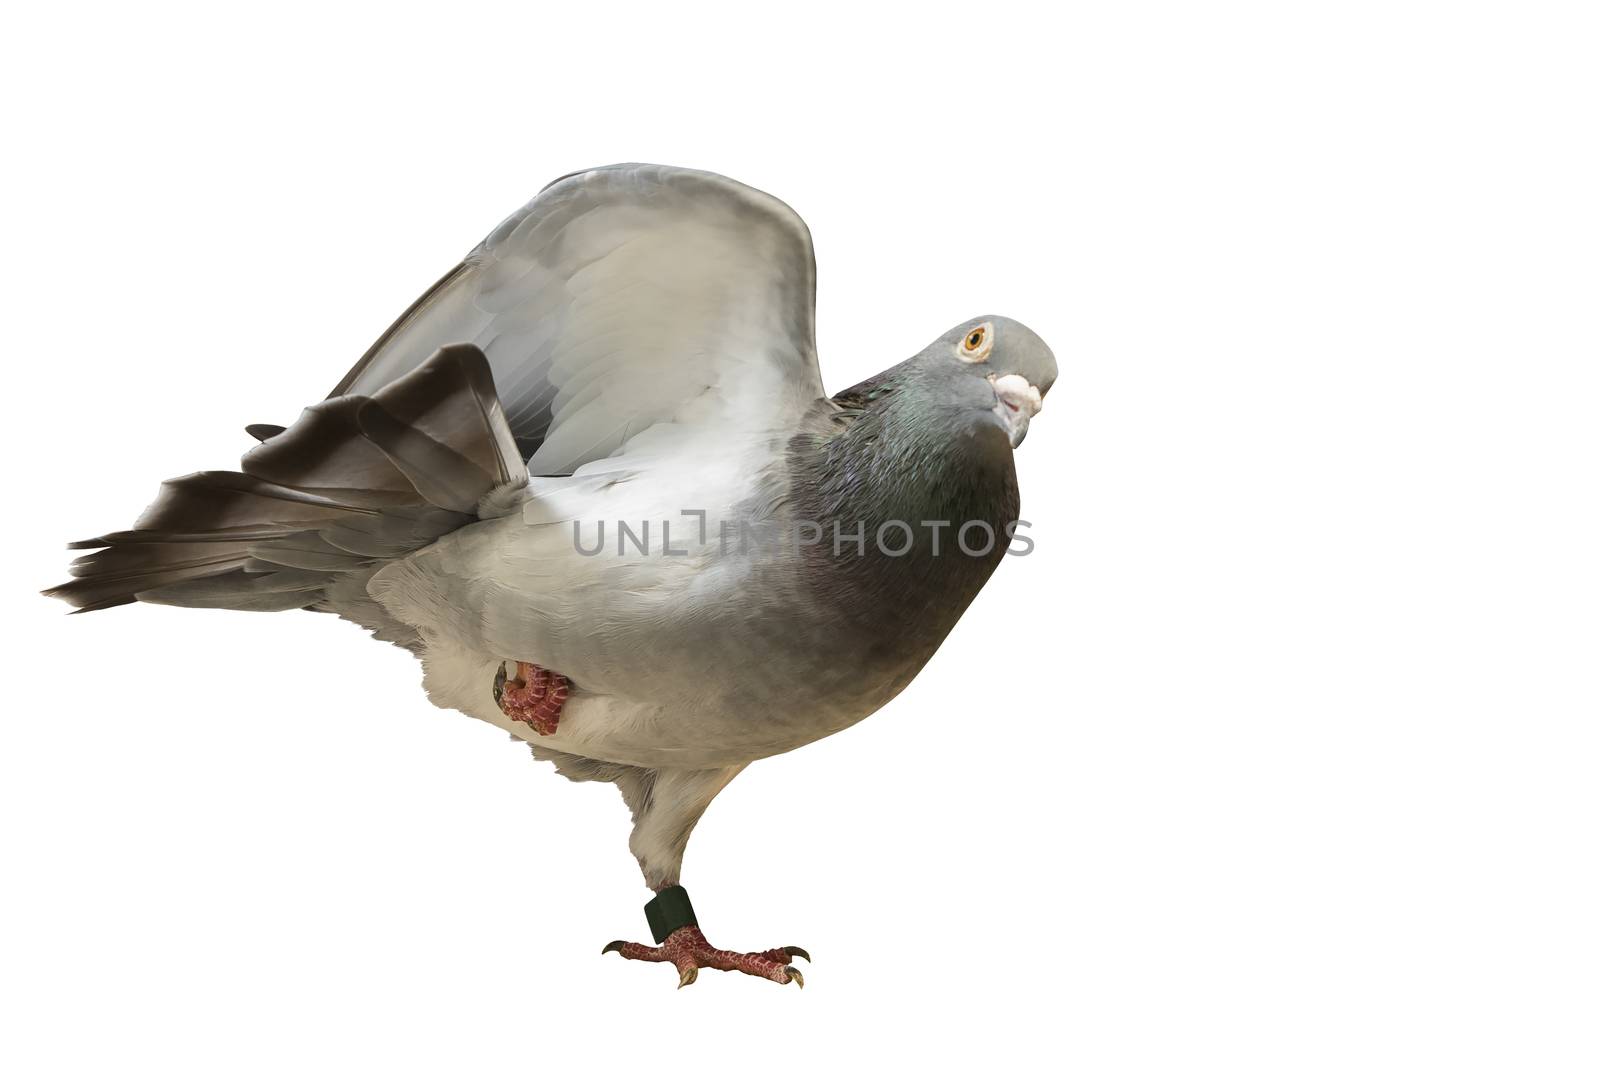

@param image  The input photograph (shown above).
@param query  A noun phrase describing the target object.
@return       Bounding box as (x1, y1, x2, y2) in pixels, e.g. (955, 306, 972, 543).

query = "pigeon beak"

(989, 373, 1044, 448)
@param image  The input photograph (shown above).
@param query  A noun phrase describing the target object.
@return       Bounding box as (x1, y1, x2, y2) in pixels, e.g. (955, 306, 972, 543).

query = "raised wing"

(332, 164, 827, 475)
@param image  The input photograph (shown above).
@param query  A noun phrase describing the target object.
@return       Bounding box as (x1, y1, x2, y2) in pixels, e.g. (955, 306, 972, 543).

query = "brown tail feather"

(45, 344, 527, 634)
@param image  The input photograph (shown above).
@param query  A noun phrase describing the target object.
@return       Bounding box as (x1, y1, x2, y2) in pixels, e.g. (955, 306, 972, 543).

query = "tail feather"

(351, 403, 497, 513)
(70, 524, 296, 549)
(45, 343, 527, 637)
(241, 395, 419, 500)
(55, 557, 258, 613)
(66, 543, 255, 579)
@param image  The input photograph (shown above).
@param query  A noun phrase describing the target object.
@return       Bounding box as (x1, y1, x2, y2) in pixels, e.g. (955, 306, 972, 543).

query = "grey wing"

(331, 163, 828, 474)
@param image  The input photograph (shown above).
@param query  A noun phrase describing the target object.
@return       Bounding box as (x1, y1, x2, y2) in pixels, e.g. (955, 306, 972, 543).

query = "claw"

(604, 925, 809, 988)
(492, 663, 507, 704)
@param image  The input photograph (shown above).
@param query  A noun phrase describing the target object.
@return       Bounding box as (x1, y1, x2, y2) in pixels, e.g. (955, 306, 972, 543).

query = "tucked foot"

(493, 661, 570, 736)
(603, 926, 808, 988)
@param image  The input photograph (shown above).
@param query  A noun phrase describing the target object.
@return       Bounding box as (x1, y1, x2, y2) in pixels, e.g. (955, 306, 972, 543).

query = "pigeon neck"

(789, 384, 1021, 599)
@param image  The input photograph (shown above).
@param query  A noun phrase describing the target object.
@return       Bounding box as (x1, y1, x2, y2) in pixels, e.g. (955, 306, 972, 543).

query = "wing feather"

(332, 164, 827, 474)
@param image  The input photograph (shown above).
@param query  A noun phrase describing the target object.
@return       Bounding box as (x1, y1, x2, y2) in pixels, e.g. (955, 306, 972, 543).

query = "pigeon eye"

(957, 323, 992, 363)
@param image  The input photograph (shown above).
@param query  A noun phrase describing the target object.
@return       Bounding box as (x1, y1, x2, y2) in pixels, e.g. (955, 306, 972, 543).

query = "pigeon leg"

(604, 883, 805, 988)
(604, 926, 808, 988)
(493, 661, 569, 736)
(605, 774, 799, 987)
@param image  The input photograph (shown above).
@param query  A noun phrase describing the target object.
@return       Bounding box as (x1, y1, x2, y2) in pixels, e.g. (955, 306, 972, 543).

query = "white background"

(3, 2, 1596, 1064)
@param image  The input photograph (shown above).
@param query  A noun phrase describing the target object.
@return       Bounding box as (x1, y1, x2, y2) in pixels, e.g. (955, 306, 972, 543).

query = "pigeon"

(46, 163, 1057, 988)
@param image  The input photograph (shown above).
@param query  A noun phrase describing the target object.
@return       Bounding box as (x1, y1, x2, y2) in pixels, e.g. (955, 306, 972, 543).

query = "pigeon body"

(48, 164, 1057, 985)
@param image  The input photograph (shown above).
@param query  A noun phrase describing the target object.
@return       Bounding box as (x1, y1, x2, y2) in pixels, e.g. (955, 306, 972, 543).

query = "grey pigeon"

(47, 164, 1057, 988)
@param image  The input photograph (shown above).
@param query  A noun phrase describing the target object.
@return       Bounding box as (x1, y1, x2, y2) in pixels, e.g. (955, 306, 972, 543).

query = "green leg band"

(644, 885, 698, 943)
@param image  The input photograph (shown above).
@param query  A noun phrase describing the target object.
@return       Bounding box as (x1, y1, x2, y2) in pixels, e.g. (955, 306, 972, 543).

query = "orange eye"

(958, 322, 994, 363)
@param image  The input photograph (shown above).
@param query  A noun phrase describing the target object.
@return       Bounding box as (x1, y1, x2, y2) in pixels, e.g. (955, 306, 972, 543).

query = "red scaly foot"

(493, 661, 570, 736)
(603, 926, 808, 988)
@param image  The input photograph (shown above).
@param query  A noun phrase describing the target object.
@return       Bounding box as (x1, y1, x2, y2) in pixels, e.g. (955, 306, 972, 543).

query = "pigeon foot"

(493, 661, 569, 736)
(603, 926, 808, 988)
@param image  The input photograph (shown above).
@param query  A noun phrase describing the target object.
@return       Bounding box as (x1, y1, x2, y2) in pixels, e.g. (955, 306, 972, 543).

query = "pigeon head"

(914, 315, 1058, 448)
